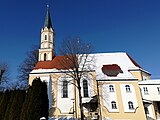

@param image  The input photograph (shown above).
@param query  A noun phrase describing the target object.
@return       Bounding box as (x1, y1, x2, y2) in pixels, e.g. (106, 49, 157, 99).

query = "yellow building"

(94, 53, 149, 120)
(29, 6, 157, 120)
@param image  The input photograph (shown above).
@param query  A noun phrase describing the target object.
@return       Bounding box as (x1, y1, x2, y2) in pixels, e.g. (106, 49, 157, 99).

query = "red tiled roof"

(34, 53, 142, 71)
(102, 64, 122, 71)
(34, 56, 73, 70)
(101, 64, 123, 77)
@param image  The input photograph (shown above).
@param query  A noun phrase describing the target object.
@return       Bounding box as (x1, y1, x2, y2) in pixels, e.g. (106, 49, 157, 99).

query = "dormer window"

(101, 64, 123, 77)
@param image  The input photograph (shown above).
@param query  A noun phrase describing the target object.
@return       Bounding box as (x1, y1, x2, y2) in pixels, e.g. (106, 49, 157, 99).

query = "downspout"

(97, 81, 102, 120)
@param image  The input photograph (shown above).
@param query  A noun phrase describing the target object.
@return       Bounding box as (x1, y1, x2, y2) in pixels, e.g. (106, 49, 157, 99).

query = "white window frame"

(109, 85, 114, 92)
(128, 101, 134, 110)
(143, 87, 149, 94)
(111, 101, 117, 109)
(125, 85, 131, 92)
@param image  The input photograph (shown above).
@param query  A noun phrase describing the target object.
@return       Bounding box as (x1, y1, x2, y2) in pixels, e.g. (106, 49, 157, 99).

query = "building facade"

(29, 6, 160, 120)
(139, 80, 160, 120)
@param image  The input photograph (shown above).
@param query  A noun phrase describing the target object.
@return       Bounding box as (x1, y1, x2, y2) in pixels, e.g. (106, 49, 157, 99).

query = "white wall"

(120, 84, 138, 112)
(139, 84, 160, 101)
(102, 83, 119, 112)
(57, 76, 74, 113)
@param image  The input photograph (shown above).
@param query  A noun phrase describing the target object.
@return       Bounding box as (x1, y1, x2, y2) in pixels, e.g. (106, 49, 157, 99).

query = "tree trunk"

(77, 81, 84, 120)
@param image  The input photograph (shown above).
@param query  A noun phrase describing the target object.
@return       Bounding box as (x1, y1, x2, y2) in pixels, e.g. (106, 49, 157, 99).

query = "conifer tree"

(29, 78, 49, 120)
(0, 91, 3, 103)
(20, 86, 32, 120)
(27, 78, 42, 120)
(20, 78, 48, 120)
(9, 90, 26, 120)
(0, 90, 11, 120)
(4, 90, 16, 120)
(40, 81, 49, 119)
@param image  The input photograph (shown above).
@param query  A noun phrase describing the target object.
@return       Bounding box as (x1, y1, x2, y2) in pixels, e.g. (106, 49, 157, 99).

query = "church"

(29, 6, 160, 120)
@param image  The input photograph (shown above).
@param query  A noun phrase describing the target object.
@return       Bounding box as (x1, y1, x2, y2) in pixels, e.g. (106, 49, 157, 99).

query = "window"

(157, 87, 160, 94)
(128, 101, 134, 109)
(44, 53, 47, 61)
(125, 85, 131, 92)
(143, 87, 149, 94)
(111, 101, 117, 109)
(62, 80, 68, 98)
(45, 35, 47, 40)
(109, 85, 114, 92)
(83, 80, 89, 97)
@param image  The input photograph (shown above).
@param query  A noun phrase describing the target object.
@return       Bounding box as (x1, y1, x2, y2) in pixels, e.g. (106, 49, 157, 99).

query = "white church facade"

(29, 6, 160, 120)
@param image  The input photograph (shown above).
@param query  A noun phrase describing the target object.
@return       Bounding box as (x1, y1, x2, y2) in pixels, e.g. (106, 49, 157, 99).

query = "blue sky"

(0, 0, 160, 79)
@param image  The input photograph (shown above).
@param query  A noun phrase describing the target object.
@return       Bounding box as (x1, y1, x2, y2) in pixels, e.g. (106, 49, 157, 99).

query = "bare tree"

(18, 45, 39, 81)
(0, 62, 10, 83)
(59, 37, 94, 120)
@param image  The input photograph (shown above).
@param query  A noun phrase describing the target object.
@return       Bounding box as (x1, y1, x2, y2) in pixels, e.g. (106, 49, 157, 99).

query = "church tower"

(39, 5, 55, 61)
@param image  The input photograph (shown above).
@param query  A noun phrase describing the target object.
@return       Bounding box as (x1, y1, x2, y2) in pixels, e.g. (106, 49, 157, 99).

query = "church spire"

(39, 5, 55, 61)
(44, 5, 53, 29)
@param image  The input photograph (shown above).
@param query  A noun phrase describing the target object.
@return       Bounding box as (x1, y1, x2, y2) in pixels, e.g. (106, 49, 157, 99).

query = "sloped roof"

(43, 5, 53, 29)
(34, 56, 71, 70)
(127, 53, 141, 68)
(32, 52, 148, 80)
(92, 52, 143, 80)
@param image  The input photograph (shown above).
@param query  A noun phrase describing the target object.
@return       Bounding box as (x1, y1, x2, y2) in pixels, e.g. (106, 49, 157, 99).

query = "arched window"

(83, 80, 89, 97)
(125, 85, 131, 92)
(62, 80, 68, 98)
(44, 53, 47, 61)
(109, 85, 114, 92)
(111, 101, 117, 109)
(128, 101, 134, 109)
(45, 35, 47, 40)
